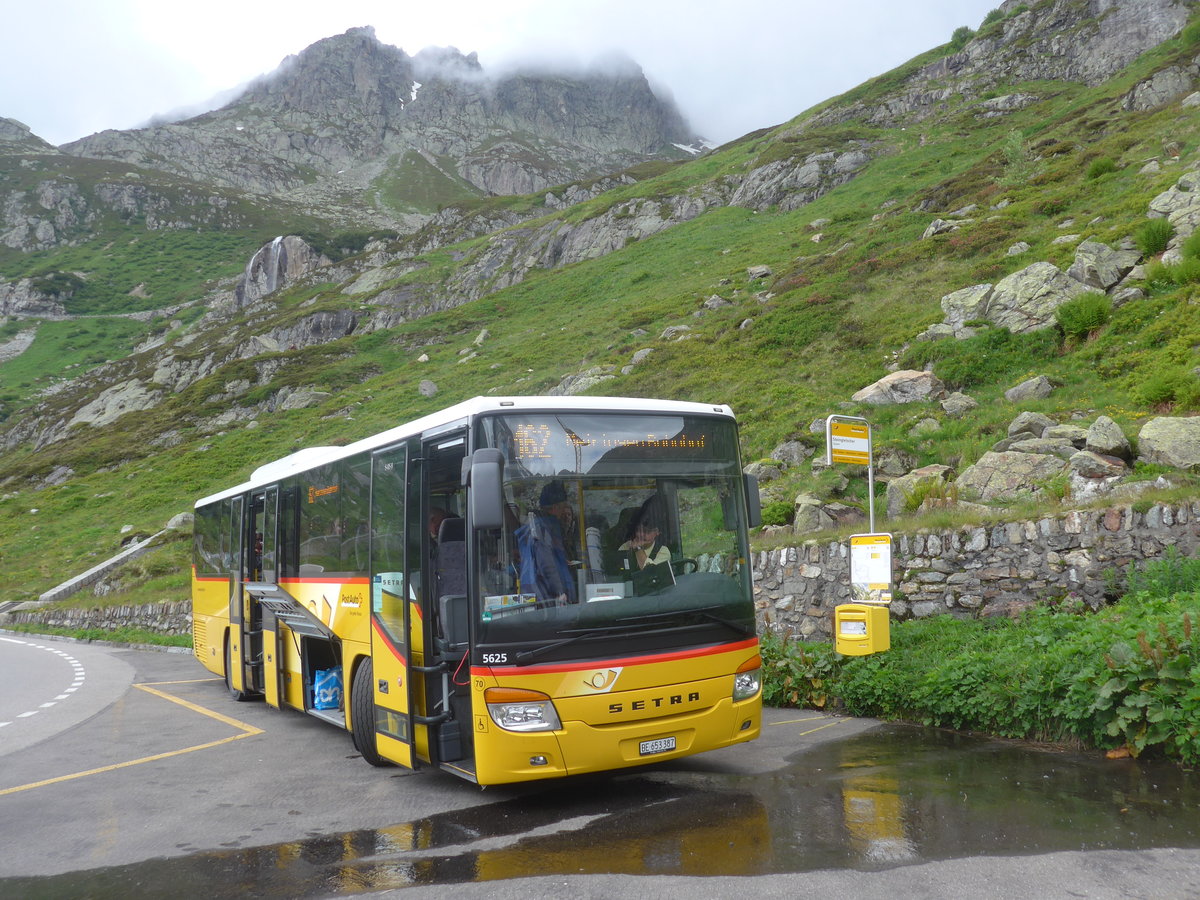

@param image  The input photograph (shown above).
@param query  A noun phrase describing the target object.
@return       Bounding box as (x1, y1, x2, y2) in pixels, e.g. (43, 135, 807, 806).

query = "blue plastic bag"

(313, 667, 342, 710)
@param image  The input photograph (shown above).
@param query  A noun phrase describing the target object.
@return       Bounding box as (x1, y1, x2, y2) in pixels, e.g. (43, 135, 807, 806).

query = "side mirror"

(744, 473, 762, 529)
(468, 448, 505, 530)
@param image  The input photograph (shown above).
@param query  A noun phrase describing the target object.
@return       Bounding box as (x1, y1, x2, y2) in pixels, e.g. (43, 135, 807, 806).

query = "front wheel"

(351, 659, 389, 767)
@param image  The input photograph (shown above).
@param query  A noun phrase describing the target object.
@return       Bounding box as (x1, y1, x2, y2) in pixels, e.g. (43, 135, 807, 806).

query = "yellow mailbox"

(834, 603, 891, 656)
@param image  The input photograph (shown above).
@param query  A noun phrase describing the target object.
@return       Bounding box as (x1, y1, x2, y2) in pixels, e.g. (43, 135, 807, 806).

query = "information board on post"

(827, 419, 871, 466)
(849, 533, 893, 605)
(825, 414, 876, 532)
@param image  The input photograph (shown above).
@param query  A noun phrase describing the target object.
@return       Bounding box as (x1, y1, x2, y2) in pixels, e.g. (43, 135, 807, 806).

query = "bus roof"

(194, 395, 735, 508)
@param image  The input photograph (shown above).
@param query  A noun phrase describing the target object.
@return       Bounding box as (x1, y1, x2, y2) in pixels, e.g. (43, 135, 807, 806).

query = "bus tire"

(224, 635, 251, 702)
(351, 659, 389, 767)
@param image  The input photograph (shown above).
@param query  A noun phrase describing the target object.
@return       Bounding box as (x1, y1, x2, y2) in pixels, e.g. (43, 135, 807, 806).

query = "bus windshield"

(475, 411, 755, 659)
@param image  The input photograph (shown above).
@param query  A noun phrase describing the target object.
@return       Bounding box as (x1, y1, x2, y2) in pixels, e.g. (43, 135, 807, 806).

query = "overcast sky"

(3, 0, 1001, 148)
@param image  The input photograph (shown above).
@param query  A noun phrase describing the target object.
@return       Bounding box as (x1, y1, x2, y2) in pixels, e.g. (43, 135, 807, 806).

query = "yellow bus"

(191, 396, 763, 785)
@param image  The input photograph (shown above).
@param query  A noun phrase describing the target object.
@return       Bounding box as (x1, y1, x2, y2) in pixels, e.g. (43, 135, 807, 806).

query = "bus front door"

(364, 443, 417, 769)
(230, 491, 273, 700)
(226, 495, 252, 698)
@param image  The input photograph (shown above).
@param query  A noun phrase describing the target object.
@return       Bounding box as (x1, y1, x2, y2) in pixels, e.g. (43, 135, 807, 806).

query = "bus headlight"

(733, 655, 762, 702)
(485, 687, 562, 732)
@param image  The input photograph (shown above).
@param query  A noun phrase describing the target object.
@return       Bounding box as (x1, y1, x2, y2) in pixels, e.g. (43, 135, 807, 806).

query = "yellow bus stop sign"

(829, 420, 870, 465)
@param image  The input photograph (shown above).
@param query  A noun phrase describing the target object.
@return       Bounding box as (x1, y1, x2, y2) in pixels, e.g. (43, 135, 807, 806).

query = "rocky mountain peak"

(56, 27, 698, 216)
(411, 45, 483, 77)
(0, 117, 54, 154)
(236, 26, 418, 125)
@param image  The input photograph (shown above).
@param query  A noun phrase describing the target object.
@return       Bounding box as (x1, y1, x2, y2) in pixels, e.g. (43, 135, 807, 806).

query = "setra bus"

(191, 395, 763, 785)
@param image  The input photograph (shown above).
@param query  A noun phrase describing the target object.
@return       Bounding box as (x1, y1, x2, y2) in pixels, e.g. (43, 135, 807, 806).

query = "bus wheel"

(224, 636, 251, 702)
(351, 659, 389, 767)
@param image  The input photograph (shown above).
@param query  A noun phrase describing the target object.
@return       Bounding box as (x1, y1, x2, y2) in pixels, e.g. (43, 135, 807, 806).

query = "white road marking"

(0, 637, 86, 723)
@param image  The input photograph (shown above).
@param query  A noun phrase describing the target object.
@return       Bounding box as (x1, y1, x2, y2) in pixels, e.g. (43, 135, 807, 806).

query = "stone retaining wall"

(4, 600, 191, 635)
(754, 501, 1200, 640)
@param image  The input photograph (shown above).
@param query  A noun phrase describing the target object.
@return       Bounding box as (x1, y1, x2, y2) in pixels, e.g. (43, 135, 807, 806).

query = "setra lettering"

(607, 691, 701, 714)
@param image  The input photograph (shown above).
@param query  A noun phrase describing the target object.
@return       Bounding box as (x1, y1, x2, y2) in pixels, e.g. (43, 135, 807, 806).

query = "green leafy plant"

(1136, 219, 1174, 257)
(949, 26, 976, 51)
(1086, 157, 1117, 179)
(996, 129, 1043, 188)
(1135, 368, 1192, 407)
(1181, 230, 1200, 261)
(1126, 546, 1200, 597)
(1055, 291, 1111, 342)
(1153, 257, 1200, 286)
(1039, 471, 1071, 503)
(901, 478, 958, 514)
(760, 500, 795, 527)
(900, 326, 1058, 390)
(760, 629, 840, 708)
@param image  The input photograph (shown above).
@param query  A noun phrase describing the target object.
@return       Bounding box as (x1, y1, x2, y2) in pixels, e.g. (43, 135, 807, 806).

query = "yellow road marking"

(135, 680, 265, 733)
(0, 679, 262, 796)
(771, 714, 845, 737)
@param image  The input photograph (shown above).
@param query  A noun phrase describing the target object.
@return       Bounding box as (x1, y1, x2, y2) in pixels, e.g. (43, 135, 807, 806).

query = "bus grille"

(192, 618, 207, 660)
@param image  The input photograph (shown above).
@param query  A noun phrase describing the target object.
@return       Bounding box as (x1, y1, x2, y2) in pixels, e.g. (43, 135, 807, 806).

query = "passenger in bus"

(514, 480, 577, 604)
(619, 496, 672, 570)
(428, 507, 449, 550)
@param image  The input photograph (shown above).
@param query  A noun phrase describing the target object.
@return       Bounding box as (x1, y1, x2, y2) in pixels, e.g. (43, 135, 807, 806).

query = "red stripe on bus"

(470, 637, 759, 676)
(371, 619, 408, 666)
(279, 576, 371, 585)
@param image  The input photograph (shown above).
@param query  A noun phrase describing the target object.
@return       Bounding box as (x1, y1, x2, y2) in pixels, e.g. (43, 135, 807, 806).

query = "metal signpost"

(825, 415, 893, 655)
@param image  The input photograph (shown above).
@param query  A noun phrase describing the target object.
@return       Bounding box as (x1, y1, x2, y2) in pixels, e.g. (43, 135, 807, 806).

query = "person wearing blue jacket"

(515, 480, 577, 604)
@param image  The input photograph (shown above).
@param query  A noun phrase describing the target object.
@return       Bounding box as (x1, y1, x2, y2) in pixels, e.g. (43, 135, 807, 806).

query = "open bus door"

(226, 495, 252, 699)
(361, 442, 417, 769)
(251, 487, 281, 707)
(228, 489, 277, 700)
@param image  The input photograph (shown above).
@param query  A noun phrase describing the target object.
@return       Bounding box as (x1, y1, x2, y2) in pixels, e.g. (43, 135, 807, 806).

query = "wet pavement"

(6, 721, 1199, 898)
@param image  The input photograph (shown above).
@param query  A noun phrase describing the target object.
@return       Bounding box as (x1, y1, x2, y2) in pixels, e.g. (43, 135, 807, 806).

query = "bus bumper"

(473, 696, 760, 786)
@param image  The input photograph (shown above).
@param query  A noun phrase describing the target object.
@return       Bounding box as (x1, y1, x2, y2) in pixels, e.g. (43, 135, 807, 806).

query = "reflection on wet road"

(7, 724, 1199, 897)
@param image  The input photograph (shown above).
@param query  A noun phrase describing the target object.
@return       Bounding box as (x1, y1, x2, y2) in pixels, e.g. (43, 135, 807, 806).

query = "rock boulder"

(852, 370, 947, 405)
(987, 262, 1088, 333)
(1138, 416, 1200, 470)
(955, 450, 1068, 502)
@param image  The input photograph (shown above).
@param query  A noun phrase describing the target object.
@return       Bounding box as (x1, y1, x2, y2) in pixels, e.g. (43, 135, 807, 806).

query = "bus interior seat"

(434, 517, 468, 653)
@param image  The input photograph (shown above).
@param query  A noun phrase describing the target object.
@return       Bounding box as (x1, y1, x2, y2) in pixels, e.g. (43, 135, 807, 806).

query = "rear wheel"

(351, 659, 389, 767)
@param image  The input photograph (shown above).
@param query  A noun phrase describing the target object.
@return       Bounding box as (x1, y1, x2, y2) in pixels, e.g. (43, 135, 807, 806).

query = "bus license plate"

(639, 736, 676, 756)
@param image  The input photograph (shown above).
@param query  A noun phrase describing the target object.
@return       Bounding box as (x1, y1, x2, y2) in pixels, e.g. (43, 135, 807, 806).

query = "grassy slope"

(2, 20, 1200, 604)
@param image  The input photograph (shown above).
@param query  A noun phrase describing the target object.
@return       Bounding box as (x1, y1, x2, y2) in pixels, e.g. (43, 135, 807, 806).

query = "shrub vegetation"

(762, 549, 1200, 762)
(1136, 218, 1174, 257)
(1055, 291, 1111, 342)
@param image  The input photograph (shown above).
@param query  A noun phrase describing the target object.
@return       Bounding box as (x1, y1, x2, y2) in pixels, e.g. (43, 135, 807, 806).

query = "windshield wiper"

(513, 626, 617, 664)
(615, 605, 755, 637)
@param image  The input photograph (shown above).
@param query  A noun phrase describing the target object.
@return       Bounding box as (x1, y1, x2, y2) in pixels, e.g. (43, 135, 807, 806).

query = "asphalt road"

(2, 632, 1198, 899)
